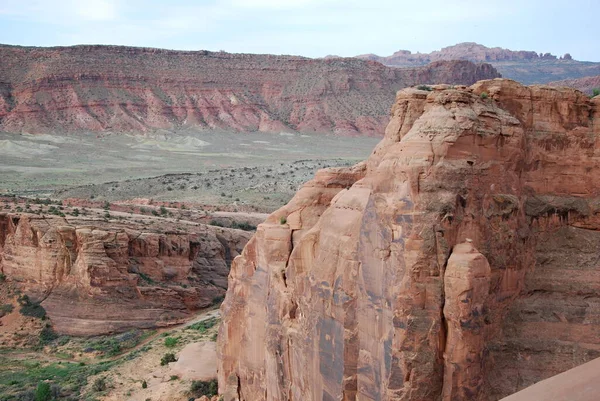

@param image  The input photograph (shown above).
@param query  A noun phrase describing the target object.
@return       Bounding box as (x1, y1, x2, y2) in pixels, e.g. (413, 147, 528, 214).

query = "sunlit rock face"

(217, 79, 600, 401)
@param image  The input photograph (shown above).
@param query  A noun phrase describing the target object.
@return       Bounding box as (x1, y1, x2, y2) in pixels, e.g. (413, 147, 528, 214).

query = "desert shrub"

(416, 84, 432, 91)
(160, 352, 177, 366)
(279, 216, 287, 225)
(190, 379, 218, 397)
(169, 375, 179, 381)
(209, 220, 224, 227)
(593, 88, 600, 97)
(92, 377, 107, 392)
(188, 317, 219, 333)
(230, 221, 256, 231)
(480, 92, 489, 99)
(164, 337, 178, 348)
(1, 303, 13, 313)
(18, 295, 47, 319)
(39, 326, 59, 345)
(142, 380, 147, 389)
(0, 273, 6, 282)
(34, 381, 51, 401)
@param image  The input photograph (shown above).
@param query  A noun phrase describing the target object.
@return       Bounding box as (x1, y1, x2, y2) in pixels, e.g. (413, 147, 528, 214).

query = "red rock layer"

(217, 79, 600, 400)
(548, 75, 600, 95)
(0, 45, 499, 136)
(357, 42, 563, 67)
(0, 213, 250, 336)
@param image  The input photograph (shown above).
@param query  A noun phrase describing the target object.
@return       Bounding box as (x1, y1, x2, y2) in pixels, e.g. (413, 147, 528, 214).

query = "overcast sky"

(0, 0, 598, 61)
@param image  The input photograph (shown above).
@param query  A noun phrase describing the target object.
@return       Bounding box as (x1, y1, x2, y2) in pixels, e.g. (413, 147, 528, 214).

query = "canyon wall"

(217, 79, 600, 400)
(0, 213, 251, 335)
(0, 45, 499, 136)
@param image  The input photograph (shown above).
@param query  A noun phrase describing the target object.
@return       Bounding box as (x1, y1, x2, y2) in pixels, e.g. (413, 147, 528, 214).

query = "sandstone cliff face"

(0, 45, 499, 136)
(217, 79, 600, 400)
(0, 213, 251, 335)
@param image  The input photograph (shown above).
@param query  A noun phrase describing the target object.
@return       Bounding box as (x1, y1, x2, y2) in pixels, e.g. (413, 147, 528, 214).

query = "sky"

(0, 0, 598, 61)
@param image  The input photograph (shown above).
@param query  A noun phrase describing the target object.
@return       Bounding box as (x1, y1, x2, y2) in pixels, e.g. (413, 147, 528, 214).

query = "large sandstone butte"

(218, 78, 600, 400)
(0, 44, 499, 136)
(0, 213, 251, 335)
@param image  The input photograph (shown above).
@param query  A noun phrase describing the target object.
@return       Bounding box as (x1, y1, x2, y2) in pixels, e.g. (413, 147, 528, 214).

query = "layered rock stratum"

(0, 213, 251, 335)
(218, 79, 600, 400)
(0, 44, 499, 136)
(355, 42, 600, 84)
(549, 75, 600, 95)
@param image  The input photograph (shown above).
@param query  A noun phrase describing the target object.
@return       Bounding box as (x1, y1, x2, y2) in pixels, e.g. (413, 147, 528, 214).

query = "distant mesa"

(0, 44, 499, 136)
(352, 42, 600, 84)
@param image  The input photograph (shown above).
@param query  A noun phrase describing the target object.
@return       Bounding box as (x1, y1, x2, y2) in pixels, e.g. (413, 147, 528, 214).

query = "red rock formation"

(0, 44, 499, 136)
(354, 43, 600, 85)
(549, 75, 600, 95)
(217, 79, 600, 400)
(0, 213, 251, 336)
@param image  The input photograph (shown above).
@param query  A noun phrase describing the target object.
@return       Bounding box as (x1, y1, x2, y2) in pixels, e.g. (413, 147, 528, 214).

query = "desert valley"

(1, 8, 600, 401)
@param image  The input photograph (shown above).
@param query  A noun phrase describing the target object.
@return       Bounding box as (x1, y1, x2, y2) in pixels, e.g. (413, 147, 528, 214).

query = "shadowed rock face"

(0, 213, 251, 336)
(0, 44, 499, 136)
(217, 79, 600, 400)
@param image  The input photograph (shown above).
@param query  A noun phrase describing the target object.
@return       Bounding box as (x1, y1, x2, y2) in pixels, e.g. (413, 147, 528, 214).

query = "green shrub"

(190, 379, 218, 397)
(160, 352, 177, 366)
(593, 88, 600, 97)
(142, 380, 148, 389)
(279, 216, 287, 225)
(164, 337, 178, 348)
(416, 84, 432, 91)
(39, 326, 59, 345)
(169, 375, 179, 381)
(0, 272, 6, 281)
(34, 381, 52, 401)
(480, 92, 489, 99)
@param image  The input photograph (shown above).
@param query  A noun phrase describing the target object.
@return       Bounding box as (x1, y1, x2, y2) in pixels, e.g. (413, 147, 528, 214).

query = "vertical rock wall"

(218, 79, 600, 400)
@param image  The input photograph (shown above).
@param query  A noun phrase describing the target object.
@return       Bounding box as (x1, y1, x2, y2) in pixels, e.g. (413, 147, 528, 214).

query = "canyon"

(0, 44, 499, 136)
(0, 211, 251, 336)
(217, 78, 600, 400)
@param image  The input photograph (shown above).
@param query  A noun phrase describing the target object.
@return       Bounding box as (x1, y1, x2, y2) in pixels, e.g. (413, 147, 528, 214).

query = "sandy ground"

(95, 310, 221, 401)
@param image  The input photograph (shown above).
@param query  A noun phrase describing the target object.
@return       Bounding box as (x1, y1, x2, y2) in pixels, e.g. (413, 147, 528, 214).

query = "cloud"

(73, 0, 119, 21)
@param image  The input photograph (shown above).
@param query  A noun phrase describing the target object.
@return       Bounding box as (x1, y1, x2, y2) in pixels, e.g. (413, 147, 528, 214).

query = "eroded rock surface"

(0, 44, 499, 136)
(218, 79, 600, 400)
(0, 213, 250, 335)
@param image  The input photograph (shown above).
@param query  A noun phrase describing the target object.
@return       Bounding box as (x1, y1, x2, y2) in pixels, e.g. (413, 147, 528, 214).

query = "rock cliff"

(0, 44, 499, 136)
(217, 79, 600, 400)
(0, 213, 251, 335)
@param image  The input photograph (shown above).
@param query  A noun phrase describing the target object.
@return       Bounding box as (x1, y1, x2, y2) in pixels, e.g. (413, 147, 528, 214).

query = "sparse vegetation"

(160, 352, 177, 366)
(34, 381, 52, 401)
(593, 88, 600, 97)
(280, 216, 287, 225)
(417, 84, 432, 91)
(164, 337, 178, 348)
(92, 376, 107, 392)
(18, 295, 47, 319)
(480, 92, 489, 99)
(187, 317, 219, 333)
(190, 379, 218, 398)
